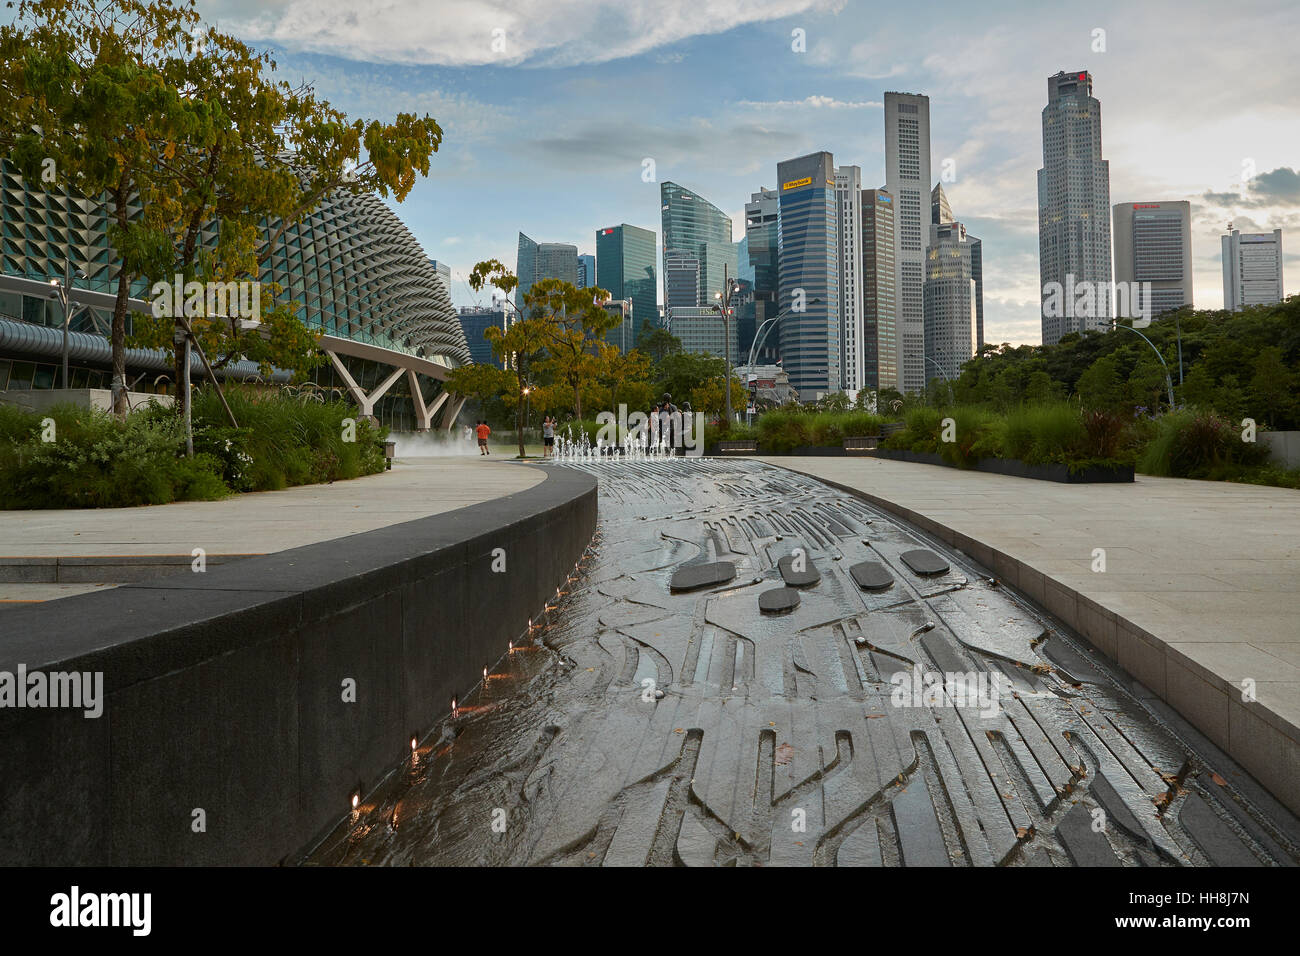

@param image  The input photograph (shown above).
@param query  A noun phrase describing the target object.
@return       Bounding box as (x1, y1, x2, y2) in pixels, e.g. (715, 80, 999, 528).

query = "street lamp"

(711, 274, 740, 427)
(1112, 320, 1176, 407)
(743, 297, 824, 424)
(922, 354, 954, 405)
(48, 260, 86, 389)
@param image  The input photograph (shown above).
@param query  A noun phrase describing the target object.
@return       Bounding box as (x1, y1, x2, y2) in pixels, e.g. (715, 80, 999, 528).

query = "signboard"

(782, 176, 812, 191)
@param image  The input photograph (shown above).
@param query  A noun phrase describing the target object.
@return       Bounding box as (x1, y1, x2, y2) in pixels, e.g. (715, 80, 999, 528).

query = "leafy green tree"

(526, 278, 617, 420)
(1249, 346, 1298, 428)
(1075, 353, 1122, 410)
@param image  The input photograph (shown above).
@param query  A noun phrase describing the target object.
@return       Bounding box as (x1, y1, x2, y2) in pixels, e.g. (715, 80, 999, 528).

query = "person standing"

(476, 419, 491, 455)
(659, 393, 677, 455)
(649, 403, 660, 452)
(542, 416, 555, 457)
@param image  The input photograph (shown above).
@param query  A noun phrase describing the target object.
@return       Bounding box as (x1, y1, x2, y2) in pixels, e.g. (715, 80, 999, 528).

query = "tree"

(444, 362, 514, 410)
(1249, 346, 1298, 428)
(635, 324, 683, 366)
(1075, 354, 1122, 411)
(591, 342, 651, 415)
(526, 278, 617, 420)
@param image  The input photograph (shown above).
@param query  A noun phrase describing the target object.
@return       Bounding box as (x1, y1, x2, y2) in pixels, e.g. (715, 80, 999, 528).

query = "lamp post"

(1113, 320, 1176, 407)
(743, 297, 824, 423)
(711, 272, 740, 427)
(48, 259, 84, 390)
(923, 354, 954, 405)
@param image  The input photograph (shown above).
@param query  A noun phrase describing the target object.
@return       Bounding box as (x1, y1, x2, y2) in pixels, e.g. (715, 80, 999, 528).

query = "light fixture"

(351, 791, 360, 810)
(410, 735, 418, 751)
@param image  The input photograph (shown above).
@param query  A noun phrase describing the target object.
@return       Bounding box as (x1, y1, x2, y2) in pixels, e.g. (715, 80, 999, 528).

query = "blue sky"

(204, 0, 1299, 345)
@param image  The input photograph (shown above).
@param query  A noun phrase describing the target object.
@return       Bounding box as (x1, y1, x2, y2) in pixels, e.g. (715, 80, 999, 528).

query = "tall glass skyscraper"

(745, 187, 780, 364)
(576, 253, 596, 290)
(595, 223, 657, 345)
(862, 187, 897, 392)
(884, 92, 931, 393)
(516, 232, 578, 313)
(1038, 70, 1112, 344)
(660, 182, 737, 312)
(776, 151, 840, 398)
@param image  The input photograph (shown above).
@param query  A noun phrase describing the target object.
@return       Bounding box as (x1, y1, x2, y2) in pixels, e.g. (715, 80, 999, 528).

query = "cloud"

(1202, 167, 1300, 209)
(207, 0, 840, 67)
(734, 95, 882, 110)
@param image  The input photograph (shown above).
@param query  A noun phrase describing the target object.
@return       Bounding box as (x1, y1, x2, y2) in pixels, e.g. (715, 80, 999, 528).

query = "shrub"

(1138, 407, 1268, 478)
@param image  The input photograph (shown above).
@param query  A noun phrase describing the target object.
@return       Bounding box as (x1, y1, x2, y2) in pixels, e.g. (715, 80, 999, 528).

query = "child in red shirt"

(476, 421, 491, 455)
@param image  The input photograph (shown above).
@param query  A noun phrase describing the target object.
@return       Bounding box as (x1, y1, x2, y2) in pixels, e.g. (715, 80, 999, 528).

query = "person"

(648, 403, 660, 451)
(659, 392, 677, 455)
(476, 419, 491, 455)
(542, 416, 555, 457)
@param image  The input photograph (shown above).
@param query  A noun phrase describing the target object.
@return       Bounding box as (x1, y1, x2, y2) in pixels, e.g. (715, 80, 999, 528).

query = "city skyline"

(193, 0, 1300, 348)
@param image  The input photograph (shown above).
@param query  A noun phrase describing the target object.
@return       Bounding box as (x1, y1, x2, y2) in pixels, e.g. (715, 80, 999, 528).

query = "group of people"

(466, 393, 693, 459)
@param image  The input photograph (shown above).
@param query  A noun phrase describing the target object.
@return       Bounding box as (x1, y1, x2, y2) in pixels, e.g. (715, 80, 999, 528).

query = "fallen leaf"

(1015, 826, 1032, 839)
(775, 743, 795, 765)
(1210, 772, 1228, 786)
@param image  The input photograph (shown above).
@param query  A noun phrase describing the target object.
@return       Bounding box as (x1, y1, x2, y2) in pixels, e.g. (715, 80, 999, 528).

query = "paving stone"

(759, 587, 801, 614)
(778, 554, 821, 587)
(849, 560, 894, 591)
(900, 549, 950, 576)
(669, 560, 736, 592)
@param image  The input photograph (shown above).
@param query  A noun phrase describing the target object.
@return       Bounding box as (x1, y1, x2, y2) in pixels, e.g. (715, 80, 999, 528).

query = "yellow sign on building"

(782, 176, 812, 190)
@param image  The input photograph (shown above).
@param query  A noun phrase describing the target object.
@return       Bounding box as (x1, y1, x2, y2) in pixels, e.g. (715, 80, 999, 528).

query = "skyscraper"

(862, 187, 897, 392)
(835, 166, 866, 392)
(663, 250, 701, 313)
(576, 253, 596, 290)
(776, 151, 840, 398)
(1222, 228, 1284, 311)
(745, 186, 781, 363)
(516, 233, 578, 311)
(1038, 70, 1112, 344)
(1112, 202, 1193, 319)
(595, 224, 657, 343)
(660, 182, 737, 311)
(884, 92, 931, 392)
(931, 183, 982, 351)
(924, 220, 977, 382)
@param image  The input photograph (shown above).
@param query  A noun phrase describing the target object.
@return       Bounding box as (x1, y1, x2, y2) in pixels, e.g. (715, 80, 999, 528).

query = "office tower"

(667, 306, 739, 360)
(601, 298, 635, 353)
(660, 181, 737, 311)
(516, 233, 578, 311)
(1222, 228, 1284, 311)
(884, 92, 931, 392)
(745, 186, 781, 363)
(1112, 202, 1193, 319)
(664, 250, 701, 313)
(516, 233, 537, 310)
(835, 166, 866, 392)
(457, 304, 510, 368)
(776, 151, 840, 398)
(861, 187, 898, 392)
(931, 183, 952, 226)
(577, 253, 596, 290)
(595, 223, 657, 342)
(931, 185, 983, 350)
(1038, 70, 1112, 344)
(924, 220, 977, 382)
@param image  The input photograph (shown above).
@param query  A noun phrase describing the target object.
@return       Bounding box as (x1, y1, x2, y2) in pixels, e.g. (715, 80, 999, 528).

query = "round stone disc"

(777, 554, 821, 587)
(849, 560, 894, 591)
(759, 586, 801, 614)
(669, 560, 737, 592)
(899, 549, 950, 576)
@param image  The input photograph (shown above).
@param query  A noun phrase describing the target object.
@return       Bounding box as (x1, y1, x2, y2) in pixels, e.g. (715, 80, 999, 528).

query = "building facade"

(835, 166, 866, 392)
(932, 183, 982, 351)
(1222, 228, 1284, 311)
(457, 304, 510, 368)
(884, 92, 931, 392)
(576, 253, 596, 290)
(0, 161, 470, 431)
(595, 223, 657, 344)
(744, 186, 781, 365)
(776, 151, 840, 398)
(667, 306, 738, 361)
(1038, 70, 1112, 344)
(861, 187, 898, 392)
(660, 181, 736, 313)
(1112, 201, 1193, 319)
(924, 220, 978, 382)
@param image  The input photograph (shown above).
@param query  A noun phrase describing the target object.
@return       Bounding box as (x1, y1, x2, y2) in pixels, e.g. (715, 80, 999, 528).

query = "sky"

(199, 0, 1300, 346)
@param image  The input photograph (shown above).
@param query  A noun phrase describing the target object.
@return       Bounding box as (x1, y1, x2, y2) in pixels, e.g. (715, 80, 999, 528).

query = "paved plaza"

(303, 459, 1300, 866)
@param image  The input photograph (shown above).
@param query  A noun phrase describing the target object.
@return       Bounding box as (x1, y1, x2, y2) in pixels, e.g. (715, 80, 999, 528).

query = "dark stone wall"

(0, 465, 597, 865)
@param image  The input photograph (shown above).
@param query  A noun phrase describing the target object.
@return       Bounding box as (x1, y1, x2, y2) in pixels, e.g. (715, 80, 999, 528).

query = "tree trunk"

(516, 367, 526, 459)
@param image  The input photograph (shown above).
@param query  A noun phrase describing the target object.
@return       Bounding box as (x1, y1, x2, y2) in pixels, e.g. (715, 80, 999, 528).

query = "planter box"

(872, 447, 1134, 483)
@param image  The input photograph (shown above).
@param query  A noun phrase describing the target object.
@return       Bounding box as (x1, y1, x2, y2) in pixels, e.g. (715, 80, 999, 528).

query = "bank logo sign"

(782, 176, 812, 190)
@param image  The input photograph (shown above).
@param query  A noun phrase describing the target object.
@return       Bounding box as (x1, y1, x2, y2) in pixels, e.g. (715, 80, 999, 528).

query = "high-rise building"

(660, 182, 737, 312)
(1112, 202, 1193, 319)
(595, 224, 657, 342)
(745, 186, 781, 364)
(931, 184, 982, 351)
(668, 306, 738, 361)
(458, 304, 510, 368)
(602, 298, 635, 353)
(576, 253, 596, 290)
(924, 220, 977, 382)
(835, 166, 866, 392)
(861, 187, 898, 392)
(516, 233, 578, 311)
(1222, 228, 1284, 311)
(1038, 70, 1112, 344)
(776, 151, 840, 398)
(664, 250, 701, 313)
(884, 92, 931, 392)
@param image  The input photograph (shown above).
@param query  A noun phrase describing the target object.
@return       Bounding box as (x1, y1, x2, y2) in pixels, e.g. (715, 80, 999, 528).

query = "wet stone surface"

(303, 460, 1300, 867)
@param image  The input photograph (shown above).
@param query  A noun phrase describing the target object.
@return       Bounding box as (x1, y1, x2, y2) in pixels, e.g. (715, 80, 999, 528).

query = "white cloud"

(208, 0, 841, 67)
(734, 95, 882, 110)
